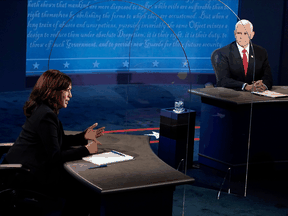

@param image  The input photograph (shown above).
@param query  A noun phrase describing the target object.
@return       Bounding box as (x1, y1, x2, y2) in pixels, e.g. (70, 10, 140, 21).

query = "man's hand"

(245, 80, 267, 92)
(244, 84, 256, 92)
(252, 80, 267, 92)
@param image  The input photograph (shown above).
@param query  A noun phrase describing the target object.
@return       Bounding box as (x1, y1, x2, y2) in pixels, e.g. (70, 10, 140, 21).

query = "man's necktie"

(242, 49, 248, 76)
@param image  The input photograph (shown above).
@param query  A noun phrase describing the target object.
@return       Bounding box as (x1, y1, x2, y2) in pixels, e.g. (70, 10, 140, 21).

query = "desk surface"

(64, 133, 194, 194)
(188, 86, 288, 105)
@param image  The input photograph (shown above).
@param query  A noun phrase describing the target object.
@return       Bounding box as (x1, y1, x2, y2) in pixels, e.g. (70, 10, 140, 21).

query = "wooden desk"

(64, 133, 194, 216)
(188, 86, 288, 175)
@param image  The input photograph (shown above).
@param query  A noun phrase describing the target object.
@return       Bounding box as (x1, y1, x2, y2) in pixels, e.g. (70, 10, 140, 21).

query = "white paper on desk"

(82, 151, 134, 166)
(252, 90, 288, 98)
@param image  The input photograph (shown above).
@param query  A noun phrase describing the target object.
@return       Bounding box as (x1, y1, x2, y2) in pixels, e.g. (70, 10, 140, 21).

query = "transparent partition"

(25, 0, 258, 214)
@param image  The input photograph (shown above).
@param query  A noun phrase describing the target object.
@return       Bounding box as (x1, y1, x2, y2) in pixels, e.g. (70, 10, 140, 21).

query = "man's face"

(234, 24, 255, 48)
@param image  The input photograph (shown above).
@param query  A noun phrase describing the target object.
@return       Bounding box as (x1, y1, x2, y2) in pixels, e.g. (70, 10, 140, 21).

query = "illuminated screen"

(26, 0, 239, 75)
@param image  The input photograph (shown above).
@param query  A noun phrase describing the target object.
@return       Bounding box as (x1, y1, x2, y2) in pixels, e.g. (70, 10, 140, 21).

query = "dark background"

(0, 0, 287, 92)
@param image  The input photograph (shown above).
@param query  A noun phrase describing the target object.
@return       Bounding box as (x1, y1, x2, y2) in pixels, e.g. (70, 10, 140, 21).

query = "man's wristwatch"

(242, 83, 247, 91)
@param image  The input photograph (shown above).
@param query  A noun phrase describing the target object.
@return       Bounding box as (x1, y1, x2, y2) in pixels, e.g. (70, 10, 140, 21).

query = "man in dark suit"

(212, 19, 273, 91)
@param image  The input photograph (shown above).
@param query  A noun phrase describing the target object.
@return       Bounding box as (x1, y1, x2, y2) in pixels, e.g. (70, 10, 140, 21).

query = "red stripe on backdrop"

(149, 138, 199, 144)
(103, 126, 200, 134)
(102, 127, 200, 143)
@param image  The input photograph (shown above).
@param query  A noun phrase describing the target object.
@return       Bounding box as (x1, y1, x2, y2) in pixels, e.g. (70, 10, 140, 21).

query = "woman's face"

(58, 84, 72, 109)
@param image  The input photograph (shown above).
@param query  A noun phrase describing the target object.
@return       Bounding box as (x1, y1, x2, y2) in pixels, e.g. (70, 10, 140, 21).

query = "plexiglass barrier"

(25, 0, 259, 214)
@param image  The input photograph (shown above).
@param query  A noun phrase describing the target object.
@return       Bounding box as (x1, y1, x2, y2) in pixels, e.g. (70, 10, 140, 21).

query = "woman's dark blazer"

(4, 102, 90, 185)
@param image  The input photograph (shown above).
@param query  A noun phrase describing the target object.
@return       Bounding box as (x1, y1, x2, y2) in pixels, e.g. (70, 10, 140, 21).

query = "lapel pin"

(251, 55, 254, 58)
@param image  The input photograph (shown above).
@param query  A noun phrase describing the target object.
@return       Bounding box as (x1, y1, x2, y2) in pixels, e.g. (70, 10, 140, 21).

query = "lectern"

(189, 86, 288, 176)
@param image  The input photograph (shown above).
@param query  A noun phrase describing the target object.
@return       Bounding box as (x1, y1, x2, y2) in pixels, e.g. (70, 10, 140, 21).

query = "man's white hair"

(235, 19, 253, 32)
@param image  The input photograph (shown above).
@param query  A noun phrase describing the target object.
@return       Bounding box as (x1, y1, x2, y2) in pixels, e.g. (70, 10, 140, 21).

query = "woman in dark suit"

(3, 69, 105, 215)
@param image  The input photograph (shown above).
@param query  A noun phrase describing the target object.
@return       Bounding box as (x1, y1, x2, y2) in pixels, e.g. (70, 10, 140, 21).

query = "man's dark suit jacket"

(4, 102, 90, 187)
(212, 41, 273, 91)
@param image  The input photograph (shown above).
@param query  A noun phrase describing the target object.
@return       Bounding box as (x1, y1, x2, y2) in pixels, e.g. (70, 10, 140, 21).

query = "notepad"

(252, 90, 288, 98)
(82, 150, 134, 166)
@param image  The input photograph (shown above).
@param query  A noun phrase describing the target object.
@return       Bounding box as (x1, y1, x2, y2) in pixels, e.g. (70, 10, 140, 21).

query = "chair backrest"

(0, 143, 63, 215)
(0, 153, 6, 164)
(0, 143, 30, 188)
(0, 143, 13, 164)
(211, 48, 220, 84)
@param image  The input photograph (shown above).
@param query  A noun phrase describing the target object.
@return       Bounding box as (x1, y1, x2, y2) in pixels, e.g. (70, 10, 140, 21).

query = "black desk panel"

(64, 133, 194, 216)
(189, 86, 288, 175)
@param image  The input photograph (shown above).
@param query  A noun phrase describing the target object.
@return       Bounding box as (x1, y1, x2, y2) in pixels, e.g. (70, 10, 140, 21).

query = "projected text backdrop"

(26, 0, 238, 75)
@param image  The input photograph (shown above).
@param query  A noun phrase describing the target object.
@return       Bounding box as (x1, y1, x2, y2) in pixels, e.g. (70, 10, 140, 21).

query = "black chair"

(0, 144, 64, 216)
(211, 48, 221, 86)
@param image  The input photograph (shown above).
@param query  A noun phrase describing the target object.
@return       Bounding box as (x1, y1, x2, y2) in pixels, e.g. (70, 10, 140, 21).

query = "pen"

(111, 150, 126, 157)
(89, 164, 107, 169)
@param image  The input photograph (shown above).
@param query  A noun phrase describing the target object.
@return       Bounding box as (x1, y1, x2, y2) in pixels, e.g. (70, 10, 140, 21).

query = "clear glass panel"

(192, 0, 254, 199)
(24, 0, 255, 214)
(124, 3, 195, 214)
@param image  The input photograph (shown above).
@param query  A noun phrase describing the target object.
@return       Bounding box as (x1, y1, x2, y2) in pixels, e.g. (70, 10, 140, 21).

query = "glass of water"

(173, 98, 185, 113)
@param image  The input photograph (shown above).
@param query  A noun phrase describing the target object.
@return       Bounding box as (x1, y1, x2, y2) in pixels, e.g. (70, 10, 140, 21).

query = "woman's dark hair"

(23, 69, 72, 117)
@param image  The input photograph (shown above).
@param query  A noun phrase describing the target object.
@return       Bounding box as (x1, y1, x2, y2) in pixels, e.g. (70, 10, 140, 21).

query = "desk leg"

(97, 186, 175, 216)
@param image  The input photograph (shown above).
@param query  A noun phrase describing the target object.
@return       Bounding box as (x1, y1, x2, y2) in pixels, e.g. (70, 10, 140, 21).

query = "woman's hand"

(84, 123, 105, 142)
(85, 140, 102, 154)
